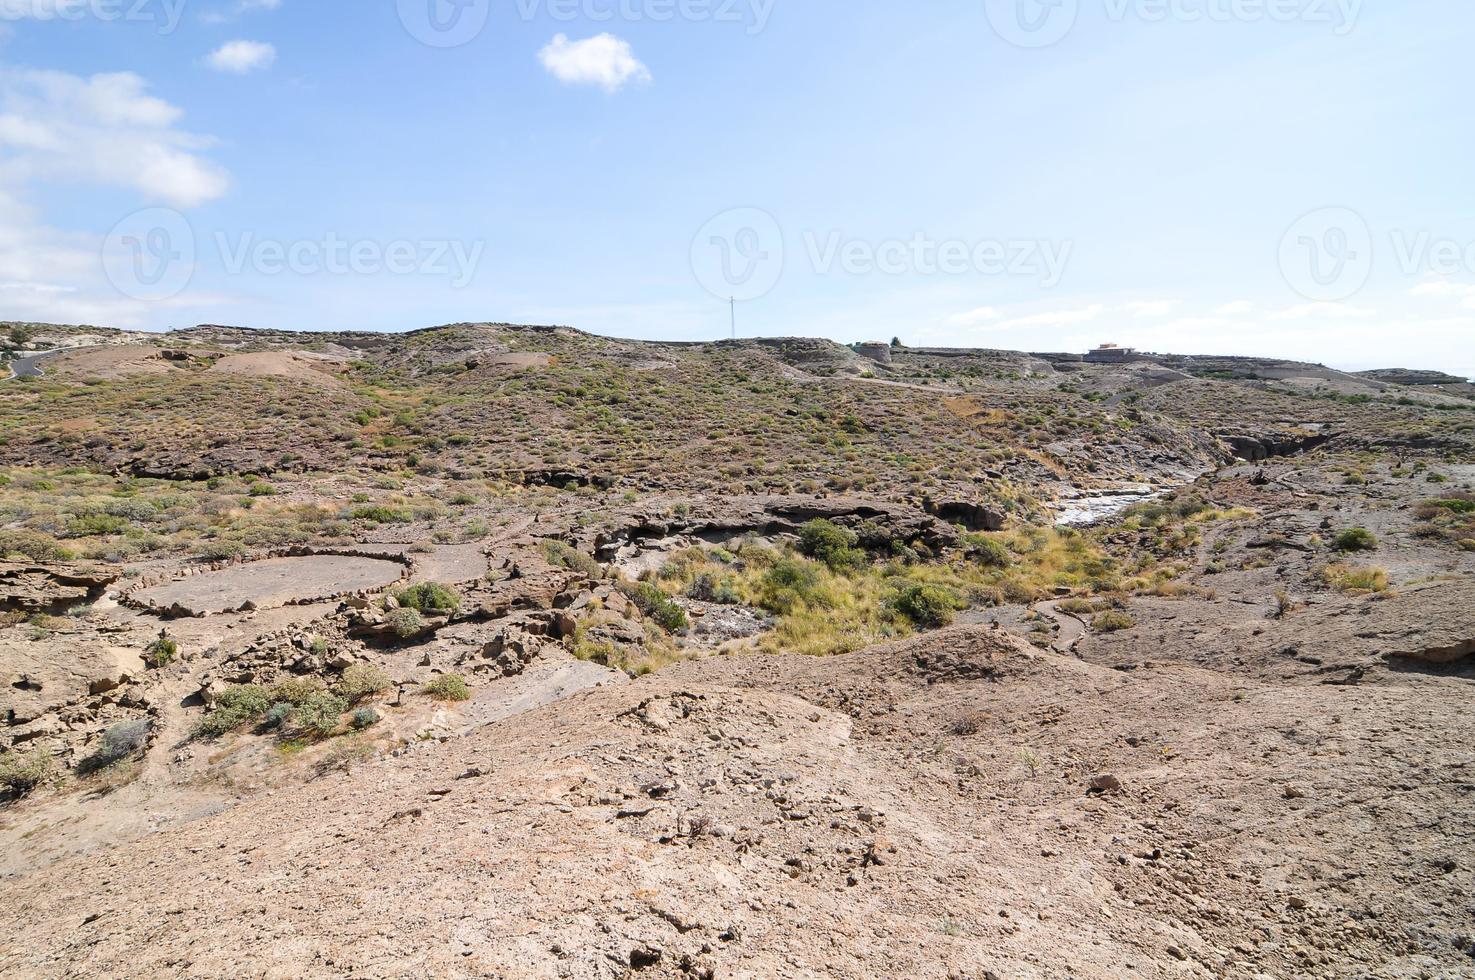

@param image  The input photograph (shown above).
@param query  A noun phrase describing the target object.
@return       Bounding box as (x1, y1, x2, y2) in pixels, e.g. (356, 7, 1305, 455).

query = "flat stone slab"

(134, 555, 405, 616)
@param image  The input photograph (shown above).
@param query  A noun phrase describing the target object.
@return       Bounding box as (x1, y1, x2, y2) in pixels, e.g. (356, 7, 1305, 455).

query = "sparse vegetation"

(889, 583, 965, 629)
(192, 685, 272, 739)
(394, 582, 462, 614)
(1322, 563, 1391, 594)
(965, 534, 1012, 569)
(0, 748, 56, 797)
(798, 519, 866, 571)
(81, 720, 152, 772)
(623, 581, 688, 632)
(1333, 527, 1379, 552)
(1091, 610, 1136, 633)
(336, 663, 391, 702)
(143, 635, 179, 669)
(386, 607, 426, 638)
(293, 693, 349, 736)
(423, 673, 471, 702)
(542, 540, 604, 579)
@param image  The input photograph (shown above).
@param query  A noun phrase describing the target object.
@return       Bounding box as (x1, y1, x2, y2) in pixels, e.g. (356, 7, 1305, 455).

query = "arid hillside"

(1, 323, 1473, 978)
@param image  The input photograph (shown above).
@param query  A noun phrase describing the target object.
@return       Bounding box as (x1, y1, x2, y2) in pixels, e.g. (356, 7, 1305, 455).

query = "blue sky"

(1, 0, 1472, 375)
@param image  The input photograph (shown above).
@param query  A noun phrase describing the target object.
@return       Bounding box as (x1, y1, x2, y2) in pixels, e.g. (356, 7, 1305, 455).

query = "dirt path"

(1034, 599, 1088, 655)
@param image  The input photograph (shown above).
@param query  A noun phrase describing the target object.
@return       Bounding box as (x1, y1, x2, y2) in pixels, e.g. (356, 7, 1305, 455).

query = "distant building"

(1084, 343, 1138, 364)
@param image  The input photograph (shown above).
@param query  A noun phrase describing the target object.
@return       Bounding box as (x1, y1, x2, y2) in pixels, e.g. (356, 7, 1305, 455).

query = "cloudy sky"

(1, 0, 1472, 376)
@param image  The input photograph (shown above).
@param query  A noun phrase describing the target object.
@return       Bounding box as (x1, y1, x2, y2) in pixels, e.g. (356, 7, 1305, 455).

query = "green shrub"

(336, 663, 391, 702)
(0, 749, 55, 797)
(542, 540, 604, 578)
(350, 707, 380, 730)
(65, 513, 130, 537)
(965, 535, 1013, 569)
(1323, 564, 1390, 594)
(394, 582, 462, 614)
(143, 635, 179, 669)
(687, 573, 741, 605)
(269, 677, 327, 706)
(81, 719, 152, 773)
(192, 683, 275, 740)
(194, 539, 247, 562)
(293, 693, 348, 735)
(1333, 527, 1379, 553)
(758, 558, 829, 614)
(798, 519, 865, 571)
(624, 581, 688, 632)
(1057, 597, 1111, 616)
(0, 530, 76, 562)
(263, 703, 294, 729)
(386, 607, 425, 638)
(423, 673, 471, 702)
(1091, 610, 1136, 633)
(890, 583, 964, 629)
(351, 505, 411, 524)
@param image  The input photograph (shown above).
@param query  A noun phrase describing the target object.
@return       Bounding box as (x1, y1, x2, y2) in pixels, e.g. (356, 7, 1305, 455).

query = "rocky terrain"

(1, 321, 1473, 978)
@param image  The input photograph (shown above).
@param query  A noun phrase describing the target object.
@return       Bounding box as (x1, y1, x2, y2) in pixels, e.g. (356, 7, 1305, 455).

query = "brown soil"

(43, 345, 174, 381)
(1, 625, 1470, 978)
(131, 555, 407, 616)
(206, 352, 349, 387)
(2, 324, 1473, 979)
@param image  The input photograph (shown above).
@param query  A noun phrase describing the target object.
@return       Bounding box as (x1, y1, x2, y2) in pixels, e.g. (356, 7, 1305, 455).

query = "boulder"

(921, 498, 1005, 532)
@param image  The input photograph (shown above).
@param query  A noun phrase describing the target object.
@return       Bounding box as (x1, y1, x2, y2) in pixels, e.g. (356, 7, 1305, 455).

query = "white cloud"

(996, 303, 1105, 330)
(945, 305, 1000, 328)
(1215, 300, 1255, 315)
(1267, 302, 1376, 321)
(1120, 299, 1178, 318)
(0, 68, 229, 207)
(0, 68, 230, 328)
(1410, 279, 1475, 309)
(206, 40, 276, 74)
(539, 33, 651, 93)
(0, 191, 209, 327)
(1158, 316, 1237, 332)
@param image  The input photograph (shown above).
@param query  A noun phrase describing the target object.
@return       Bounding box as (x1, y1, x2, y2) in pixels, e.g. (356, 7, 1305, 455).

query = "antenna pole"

(730, 297, 736, 340)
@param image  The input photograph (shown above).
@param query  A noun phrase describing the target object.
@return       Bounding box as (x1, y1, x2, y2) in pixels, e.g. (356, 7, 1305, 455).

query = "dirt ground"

(1, 325, 1473, 978)
(1, 621, 1470, 978)
(131, 554, 409, 616)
